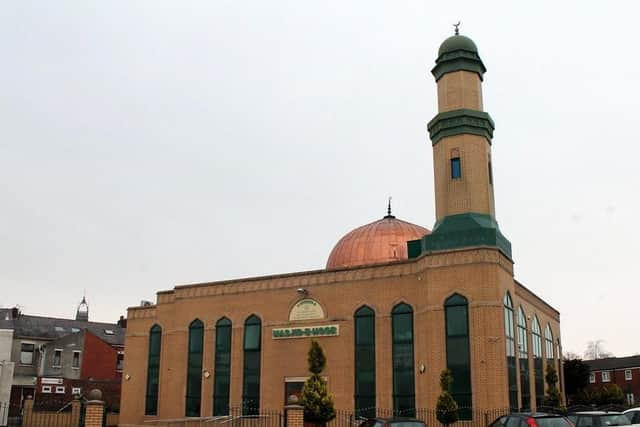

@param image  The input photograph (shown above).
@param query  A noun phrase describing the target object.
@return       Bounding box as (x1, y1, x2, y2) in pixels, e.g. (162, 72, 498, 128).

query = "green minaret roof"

(431, 33, 486, 81)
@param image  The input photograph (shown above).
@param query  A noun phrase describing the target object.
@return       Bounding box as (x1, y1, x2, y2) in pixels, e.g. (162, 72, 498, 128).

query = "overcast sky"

(1, 1, 638, 358)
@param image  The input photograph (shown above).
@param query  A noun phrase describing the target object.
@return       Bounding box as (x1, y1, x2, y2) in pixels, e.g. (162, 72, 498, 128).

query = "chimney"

(117, 315, 127, 328)
(10, 307, 20, 320)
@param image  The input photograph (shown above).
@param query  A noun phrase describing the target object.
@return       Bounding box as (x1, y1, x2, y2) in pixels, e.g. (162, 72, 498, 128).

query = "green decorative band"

(427, 109, 495, 146)
(431, 50, 486, 81)
(407, 212, 512, 259)
(272, 324, 339, 340)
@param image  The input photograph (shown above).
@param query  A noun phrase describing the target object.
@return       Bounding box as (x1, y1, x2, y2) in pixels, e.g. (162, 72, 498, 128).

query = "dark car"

(489, 413, 574, 427)
(567, 412, 632, 427)
(359, 418, 427, 427)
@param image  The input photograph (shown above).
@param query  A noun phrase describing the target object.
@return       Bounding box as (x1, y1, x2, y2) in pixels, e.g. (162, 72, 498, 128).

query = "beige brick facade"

(119, 248, 561, 425)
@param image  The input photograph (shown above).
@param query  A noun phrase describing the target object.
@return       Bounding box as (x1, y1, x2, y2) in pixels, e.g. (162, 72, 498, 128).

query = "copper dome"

(326, 214, 430, 269)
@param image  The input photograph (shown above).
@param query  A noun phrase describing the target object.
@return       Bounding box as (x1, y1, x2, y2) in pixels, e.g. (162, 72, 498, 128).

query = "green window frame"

(504, 293, 518, 412)
(242, 315, 261, 415)
(517, 307, 530, 410)
(186, 319, 204, 417)
(392, 303, 415, 417)
(145, 324, 162, 416)
(354, 306, 376, 418)
(213, 317, 232, 416)
(532, 317, 544, 407)
(445, 294, 472, 420)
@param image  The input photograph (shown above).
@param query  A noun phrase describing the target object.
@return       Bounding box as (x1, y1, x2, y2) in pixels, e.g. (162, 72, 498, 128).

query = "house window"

(72, 387, 81, 396)
(354, 306, 376, 419)
(213, 317, 232, 416)
(20, 343, 35, 365)
(116, 352, 124, 371)
(451, 157, 462, 179)
(544, 325, 554, 362)
(242, 315, 262, 416)
(392, 303, 415, 417)
(445, 294, 472, 420)
(602, 371, 611, 382)
(104, 329, 114, 335)
(53, 349, 63, 367)
(589, 372, 596, 383)
(625, 369, 632, 381)
(55, 386, 65, 394)
(186, 319, 204, 417)
(72, 351, 81, 369)
(145, 324, 162, 416)
(42, 385, 52, 393)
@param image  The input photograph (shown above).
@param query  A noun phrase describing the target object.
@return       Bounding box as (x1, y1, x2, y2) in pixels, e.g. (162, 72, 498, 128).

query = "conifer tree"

(543, 362, 562, 408)
(436, 369, 458, 427)
(301, 341, 336, 424)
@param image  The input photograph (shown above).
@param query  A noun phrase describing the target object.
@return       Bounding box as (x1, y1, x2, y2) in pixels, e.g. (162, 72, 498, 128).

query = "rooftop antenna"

(454, 21, 461, 35)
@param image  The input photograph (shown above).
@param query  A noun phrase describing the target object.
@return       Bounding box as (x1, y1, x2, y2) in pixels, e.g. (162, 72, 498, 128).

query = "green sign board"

(272, 324, 339, 340)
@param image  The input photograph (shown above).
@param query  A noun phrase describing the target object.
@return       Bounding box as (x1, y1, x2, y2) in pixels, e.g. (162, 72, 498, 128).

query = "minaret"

(409, 28, 511, 258)
(76, 296, 89, 321)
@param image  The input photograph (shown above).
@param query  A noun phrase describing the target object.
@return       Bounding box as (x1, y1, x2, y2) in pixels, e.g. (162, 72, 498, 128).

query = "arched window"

(213, 317, 232, 416)
(445, 294, 472, 420)
(243, 315, 261, 415)
(517, 308, 530, 410)
(145, 324, 162, 415)
(186, 319, 204, 417)
(392, 303, 415, 417)
(544, 325, 554, 362)
(504, 293, 518, 411)
(532, 317, 543, 407)
(354, 306, 376, 418)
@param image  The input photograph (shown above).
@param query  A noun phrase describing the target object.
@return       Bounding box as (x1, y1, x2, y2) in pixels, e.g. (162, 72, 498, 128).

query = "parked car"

(488, 413, 574, 427)
(623, 409, 640, 425)
(359, 418, 427, 427)
(567, 411, 631, 427)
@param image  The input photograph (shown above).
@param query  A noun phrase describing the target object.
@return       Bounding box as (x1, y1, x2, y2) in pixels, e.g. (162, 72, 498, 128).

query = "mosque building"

(119, 30, 564, 425)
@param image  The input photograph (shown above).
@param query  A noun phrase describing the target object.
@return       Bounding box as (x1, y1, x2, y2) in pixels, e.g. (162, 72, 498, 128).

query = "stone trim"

(427, 109, 495, 146)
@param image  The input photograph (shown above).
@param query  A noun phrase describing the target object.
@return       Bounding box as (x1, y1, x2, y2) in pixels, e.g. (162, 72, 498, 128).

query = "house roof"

(0, 309, 124, 346)
(584, 355, 640, 371)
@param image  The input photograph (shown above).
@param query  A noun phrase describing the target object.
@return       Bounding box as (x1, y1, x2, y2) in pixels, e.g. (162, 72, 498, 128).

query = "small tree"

(436, 369, 458, 427)
(301, 341, 336, 424)
(543, 362, 562, 408)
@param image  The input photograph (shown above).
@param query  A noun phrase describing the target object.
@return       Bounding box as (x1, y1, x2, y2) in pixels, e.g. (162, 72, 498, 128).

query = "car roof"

(510, 413, 567, 418)
(569, 411, 624, 415)
(370, 418, 425, 423)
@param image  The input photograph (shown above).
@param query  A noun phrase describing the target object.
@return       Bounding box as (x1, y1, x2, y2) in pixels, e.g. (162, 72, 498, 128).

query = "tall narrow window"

(243, 315, 261, 415)
(354, 306, 376, 418)
(445, 294, 472, 419)
(186, 319, 204, 417)
(532, 317, 544, 407)
(517, 307, 531, 410)
(544, 325, 554, 363)
(214, 317, 232, 416)
(72, 351, 81, 369)
(145, 325, 162, 416)
(53, 349, 62, 367)
(451, 157, 462, 179)
(504, 293, 518, 411)
(392, 303, 415, 417)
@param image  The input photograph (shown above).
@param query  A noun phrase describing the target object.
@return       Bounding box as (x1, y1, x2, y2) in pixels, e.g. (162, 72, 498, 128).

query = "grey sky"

(1, 1, 638, 358)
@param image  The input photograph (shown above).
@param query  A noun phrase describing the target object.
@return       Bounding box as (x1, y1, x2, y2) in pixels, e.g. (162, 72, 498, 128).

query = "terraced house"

(119, 31, 564, 426)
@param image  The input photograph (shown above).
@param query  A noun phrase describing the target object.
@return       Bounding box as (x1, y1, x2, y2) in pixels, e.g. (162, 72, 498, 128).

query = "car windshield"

(536, 417, 573, 427)
(599, 415, 630, 426)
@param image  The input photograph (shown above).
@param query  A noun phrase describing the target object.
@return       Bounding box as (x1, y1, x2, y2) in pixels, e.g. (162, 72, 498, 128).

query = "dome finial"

(385, 197, 395, 219)
(454, 21, 460, 35)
